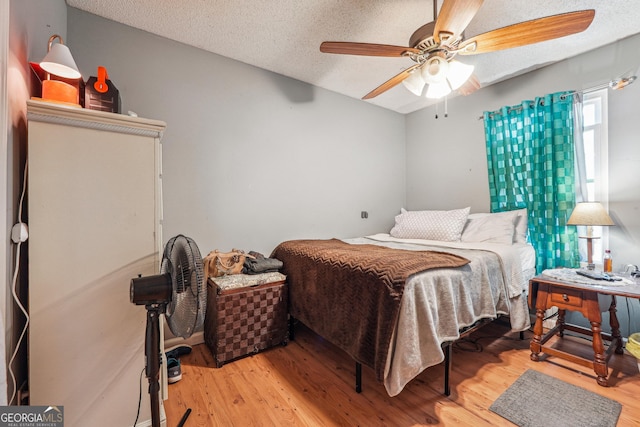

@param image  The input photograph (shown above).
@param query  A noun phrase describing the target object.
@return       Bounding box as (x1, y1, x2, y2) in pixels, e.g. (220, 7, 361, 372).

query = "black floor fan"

(130, 235, 207, 427)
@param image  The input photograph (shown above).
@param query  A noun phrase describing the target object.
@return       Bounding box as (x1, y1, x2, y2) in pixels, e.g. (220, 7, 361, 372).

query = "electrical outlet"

(361, 211, 368, 219)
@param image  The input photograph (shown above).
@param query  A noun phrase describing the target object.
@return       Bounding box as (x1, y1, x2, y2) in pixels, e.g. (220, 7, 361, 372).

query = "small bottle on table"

(603, 249, 612, 273)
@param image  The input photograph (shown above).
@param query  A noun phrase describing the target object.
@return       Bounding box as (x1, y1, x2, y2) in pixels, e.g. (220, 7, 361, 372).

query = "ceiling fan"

(320, 0, 595, 100)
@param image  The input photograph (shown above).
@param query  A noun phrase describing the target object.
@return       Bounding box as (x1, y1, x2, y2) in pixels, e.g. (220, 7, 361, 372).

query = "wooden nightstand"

(529, 273, 640, 386)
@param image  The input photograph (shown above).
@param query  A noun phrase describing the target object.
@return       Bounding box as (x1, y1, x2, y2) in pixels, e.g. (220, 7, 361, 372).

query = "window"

(577, 89, 609, 265)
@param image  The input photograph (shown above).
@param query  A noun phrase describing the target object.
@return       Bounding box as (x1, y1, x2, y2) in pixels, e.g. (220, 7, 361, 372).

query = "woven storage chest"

(204, 272, 288, 367)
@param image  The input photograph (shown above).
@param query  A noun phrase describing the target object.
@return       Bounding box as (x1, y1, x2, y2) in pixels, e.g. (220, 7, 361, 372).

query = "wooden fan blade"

(434, 0, 484, 43)
(457, 73, 480, 96)
(320, 41, 421, 57)
(458, 10, 595, 55)
(363, 64, 421, 99)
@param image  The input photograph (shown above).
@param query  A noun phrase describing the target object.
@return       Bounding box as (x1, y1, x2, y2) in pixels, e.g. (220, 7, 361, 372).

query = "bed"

(271, 208, 536, 397)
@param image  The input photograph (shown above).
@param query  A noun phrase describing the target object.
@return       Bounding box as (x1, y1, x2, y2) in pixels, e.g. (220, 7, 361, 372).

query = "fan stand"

(132, 234, 204, 427)
(144, 303, 164, 427)
(144, 303, 192, 427)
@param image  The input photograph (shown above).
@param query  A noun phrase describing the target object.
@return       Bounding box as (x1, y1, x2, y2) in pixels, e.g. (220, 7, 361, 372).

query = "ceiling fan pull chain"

(444, 96, 448, 118)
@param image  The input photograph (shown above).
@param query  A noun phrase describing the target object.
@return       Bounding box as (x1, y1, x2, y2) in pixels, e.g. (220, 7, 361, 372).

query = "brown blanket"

(271, 239, 470, 381)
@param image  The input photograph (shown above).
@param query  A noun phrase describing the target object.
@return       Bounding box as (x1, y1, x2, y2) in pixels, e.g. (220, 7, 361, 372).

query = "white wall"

(405, 95, 491, 212)
(66, 7, 407, 257)
(4, 0, 67, 405)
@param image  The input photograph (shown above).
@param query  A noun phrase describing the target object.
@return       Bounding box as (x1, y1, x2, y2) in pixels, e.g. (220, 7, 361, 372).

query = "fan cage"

(161, 234, 206, 339)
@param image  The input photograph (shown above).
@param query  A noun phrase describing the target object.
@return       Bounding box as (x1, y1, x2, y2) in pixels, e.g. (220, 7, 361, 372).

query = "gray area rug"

(489, 369, 621, 427)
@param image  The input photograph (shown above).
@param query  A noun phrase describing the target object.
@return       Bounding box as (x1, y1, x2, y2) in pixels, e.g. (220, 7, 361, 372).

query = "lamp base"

(578, 235, 600, 271)
(30, 61, 84, 107)
(42, 79, 79, 104)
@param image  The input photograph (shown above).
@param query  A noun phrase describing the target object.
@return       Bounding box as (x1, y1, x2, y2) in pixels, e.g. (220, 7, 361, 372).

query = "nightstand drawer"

(549, 286, 584, 308)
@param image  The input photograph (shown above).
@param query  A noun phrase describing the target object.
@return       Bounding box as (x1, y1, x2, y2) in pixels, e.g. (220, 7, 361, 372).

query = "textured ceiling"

(65, 0, 640, 114)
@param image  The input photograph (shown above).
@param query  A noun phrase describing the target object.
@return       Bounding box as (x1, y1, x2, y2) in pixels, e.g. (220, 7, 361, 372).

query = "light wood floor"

(163, 319, 640, 426)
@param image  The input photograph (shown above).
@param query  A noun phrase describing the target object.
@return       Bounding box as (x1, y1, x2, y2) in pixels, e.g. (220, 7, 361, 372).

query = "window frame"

(579, 89, 610, 264)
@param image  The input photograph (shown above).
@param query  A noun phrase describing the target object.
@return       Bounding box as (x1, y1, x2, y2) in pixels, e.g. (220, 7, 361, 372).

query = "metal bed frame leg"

(354, 346, 452, 396)
(443, 342, 452, 396)
(348, 319, 508, 397)
(289, 316, 296, 341)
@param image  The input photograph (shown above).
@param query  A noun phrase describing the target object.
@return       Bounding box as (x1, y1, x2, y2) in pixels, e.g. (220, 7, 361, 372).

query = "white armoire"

(27, 99, 167, 426)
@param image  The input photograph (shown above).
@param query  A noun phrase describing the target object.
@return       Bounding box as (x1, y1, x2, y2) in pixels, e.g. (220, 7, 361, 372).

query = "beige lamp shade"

(567, 202, 614, 269)
(40, 35, 82, 79)
(567, 202, 615, 226)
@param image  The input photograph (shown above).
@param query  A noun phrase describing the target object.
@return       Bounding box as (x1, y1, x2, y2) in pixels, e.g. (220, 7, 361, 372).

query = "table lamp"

(567, 202, 615, 270)
(39, 35, 82, 104)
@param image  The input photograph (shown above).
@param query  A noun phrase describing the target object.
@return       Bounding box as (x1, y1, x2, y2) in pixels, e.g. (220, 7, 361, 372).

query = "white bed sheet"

(343, 233, 535, 396)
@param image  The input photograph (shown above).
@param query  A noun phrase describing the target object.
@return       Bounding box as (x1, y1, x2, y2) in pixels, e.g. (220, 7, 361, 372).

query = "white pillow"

(461, 211, 518, 244)
(460, 208, 529, 244)
(513, 208, 529, 243)
(390, 207, 470, 241)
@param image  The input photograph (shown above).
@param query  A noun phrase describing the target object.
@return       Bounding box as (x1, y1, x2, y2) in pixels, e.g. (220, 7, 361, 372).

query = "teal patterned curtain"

(483, 91, 579, 272)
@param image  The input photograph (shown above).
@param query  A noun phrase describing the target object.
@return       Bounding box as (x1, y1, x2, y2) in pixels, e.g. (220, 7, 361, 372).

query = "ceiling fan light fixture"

(425, 80, 451, 99)
(421, 56, 449, 84)
(402, 70, 426, 96)
(446, 60, 474, 90)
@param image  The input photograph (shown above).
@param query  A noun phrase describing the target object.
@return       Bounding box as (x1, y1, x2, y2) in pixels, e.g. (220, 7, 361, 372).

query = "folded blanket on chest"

(271, 238, 470, 382)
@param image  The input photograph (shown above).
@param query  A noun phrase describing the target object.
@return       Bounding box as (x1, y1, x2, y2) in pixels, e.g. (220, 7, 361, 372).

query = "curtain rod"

(581, 75, 637, 93)
(476, 75, 637, 120)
